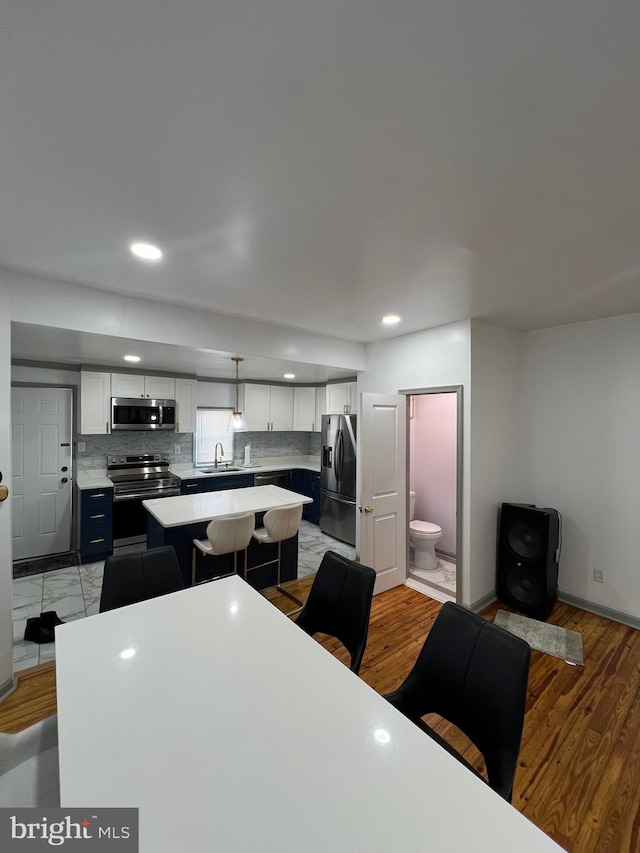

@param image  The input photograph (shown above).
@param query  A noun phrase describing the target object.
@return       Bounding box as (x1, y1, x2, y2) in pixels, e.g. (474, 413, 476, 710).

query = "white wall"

(360, 321, 472, 603)
(12, 364, 80, 386)
(469, 321, 522, 606)
(4, 268, 366, 373)
(0, 297, 14, 696)
(196, 380, 235, 409)
(520, 313, 640, 620)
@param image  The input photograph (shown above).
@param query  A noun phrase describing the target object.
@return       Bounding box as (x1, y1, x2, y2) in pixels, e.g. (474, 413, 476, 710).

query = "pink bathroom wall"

(409, 392, 457, 556)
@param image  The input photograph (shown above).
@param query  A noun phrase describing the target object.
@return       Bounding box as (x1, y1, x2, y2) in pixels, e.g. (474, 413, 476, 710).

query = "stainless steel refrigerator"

(320, 414, 357, 546)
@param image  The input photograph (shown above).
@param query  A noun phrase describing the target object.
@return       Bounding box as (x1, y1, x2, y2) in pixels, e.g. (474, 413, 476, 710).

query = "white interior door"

(358, 392, 407, 594)
(12, 387, 73, 560)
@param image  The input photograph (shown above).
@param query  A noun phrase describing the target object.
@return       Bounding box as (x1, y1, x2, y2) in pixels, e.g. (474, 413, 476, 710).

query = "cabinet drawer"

(80, 530, 113, 557)
(82, 507, 112, 529)
(81, 488, 113, 505)
(181, 479, 203, 495)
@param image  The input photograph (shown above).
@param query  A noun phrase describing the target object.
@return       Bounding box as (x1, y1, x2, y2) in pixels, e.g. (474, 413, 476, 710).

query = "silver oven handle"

(113, 488, 181, 502)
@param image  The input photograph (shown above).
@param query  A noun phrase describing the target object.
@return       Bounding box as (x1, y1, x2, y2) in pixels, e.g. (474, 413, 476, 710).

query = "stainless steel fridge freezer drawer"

(319, 491, 356, 546)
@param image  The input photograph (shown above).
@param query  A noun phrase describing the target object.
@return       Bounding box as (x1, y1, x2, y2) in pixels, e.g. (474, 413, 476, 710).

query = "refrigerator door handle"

(336, 429, 344, 481)
(326, 494, 355, 507)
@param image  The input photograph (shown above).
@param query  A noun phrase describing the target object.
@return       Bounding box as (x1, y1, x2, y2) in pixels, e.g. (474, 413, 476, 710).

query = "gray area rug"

(494, 610, 584, 666)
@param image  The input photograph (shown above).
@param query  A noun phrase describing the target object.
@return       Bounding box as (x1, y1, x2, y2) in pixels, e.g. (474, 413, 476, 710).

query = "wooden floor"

(3, 579, 640, 852)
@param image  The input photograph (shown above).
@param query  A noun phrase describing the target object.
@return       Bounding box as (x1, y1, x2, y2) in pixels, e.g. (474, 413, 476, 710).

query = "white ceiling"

(2, 2, 640, 370)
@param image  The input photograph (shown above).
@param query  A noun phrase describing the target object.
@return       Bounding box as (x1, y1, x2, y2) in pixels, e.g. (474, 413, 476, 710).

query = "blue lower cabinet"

(79, 488, 114, 563)
(181, 479, 203, 495)
(203, 474, 254, 492)
(291, 469, 320, 524)
(309, 473, 321, 524)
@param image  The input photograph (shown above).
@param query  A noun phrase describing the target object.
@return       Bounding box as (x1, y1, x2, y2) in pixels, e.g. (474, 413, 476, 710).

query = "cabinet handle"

(89, 538, 105, 544)
(90, 493, 106, 498)
(90, 513, 106, 519)
(185, 484, 199, 489)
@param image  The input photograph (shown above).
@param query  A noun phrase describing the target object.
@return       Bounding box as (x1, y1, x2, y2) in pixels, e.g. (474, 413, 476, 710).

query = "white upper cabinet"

(325, 382, 358, 415)
(293, 387, 317, 432)
(175, 378, 197, 433)
(110, 373, 144, 398)
(240, 384, 294, 431)
(111, 373, 176, 399)
(145, 375, 175, 399)
(240, 384, 271, 431)
(315, 387, 325, 432)
(269, 386, 294, 431)
(80, 371, 111, 434)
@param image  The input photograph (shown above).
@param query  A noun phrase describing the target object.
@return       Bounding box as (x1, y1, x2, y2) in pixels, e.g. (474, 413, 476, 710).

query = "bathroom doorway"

(403, 385, 462, 603)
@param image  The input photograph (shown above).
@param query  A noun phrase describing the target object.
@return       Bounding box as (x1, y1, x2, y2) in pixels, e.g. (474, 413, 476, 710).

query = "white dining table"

(55, 576, 564, 852)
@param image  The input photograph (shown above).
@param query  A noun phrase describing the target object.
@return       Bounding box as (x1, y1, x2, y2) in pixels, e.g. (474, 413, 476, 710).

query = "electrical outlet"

(77, 441, 86, 453)
(174, 445, 181, 455)
(594, 569, 604, 583)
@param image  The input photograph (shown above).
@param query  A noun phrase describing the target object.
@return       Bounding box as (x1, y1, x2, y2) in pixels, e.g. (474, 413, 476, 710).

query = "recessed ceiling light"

(283, 373, 295, 379)
(124, 355, 141, 363)
(129, 241, 163, 261)
(382, 314, 401, 325)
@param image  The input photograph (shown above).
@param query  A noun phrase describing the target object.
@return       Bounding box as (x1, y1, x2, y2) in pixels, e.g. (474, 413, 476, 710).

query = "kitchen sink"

(198, 466, 242, 473)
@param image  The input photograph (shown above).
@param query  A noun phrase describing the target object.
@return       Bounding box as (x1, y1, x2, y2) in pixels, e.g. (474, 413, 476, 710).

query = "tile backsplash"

(76, 432, 194, 468)
(76, 430, 321, 469)
(233, 432, 320, 462)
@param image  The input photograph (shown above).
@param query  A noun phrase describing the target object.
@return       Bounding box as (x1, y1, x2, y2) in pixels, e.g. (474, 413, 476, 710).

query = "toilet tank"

(409, 490, 416, 520)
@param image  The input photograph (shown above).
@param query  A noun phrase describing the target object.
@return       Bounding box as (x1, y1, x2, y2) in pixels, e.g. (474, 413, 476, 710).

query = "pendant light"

(229, 356, 248, 431)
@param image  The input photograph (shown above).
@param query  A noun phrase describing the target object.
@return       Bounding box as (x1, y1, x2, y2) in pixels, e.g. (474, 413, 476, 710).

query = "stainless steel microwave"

(110, 398, 177, 431)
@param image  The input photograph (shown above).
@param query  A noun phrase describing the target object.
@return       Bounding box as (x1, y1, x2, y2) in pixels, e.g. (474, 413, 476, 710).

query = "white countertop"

(75, 469, 112, 490)
(76, 456, 320, 489)
(143, 484, 312, 528)
(55, 576, 563, 853)
(171, 455, 320, 480)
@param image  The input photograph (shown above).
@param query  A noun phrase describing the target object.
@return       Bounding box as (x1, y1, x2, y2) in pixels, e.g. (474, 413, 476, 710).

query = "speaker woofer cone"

(505, 566, 543, 605)
(506, 523, 543, 560)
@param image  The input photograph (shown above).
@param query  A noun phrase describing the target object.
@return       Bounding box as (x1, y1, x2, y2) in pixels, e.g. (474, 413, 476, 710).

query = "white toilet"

(409, 490, 442, 571)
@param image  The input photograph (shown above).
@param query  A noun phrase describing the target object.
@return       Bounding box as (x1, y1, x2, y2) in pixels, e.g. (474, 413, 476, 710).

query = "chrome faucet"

(214, 442, 224, 468)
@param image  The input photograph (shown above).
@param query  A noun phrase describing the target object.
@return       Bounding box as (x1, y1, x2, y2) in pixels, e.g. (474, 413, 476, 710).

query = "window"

(195, 408, 234, 465)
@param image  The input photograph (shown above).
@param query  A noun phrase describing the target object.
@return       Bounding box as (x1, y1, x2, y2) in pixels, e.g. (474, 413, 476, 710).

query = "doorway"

(11, 386, 73, 561)
(403, 385, 462, 602)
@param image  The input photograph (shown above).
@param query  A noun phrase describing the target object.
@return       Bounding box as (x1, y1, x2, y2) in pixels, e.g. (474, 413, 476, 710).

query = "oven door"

(112, 484, 181, 546)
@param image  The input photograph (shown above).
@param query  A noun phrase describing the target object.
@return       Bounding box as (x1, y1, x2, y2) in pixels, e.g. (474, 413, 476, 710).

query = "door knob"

(0, 485, 8, 502)
(364, 505, 373, 513)
(61, 477, 68, 483)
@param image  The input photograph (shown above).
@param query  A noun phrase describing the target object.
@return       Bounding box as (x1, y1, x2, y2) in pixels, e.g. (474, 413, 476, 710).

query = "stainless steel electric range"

(107, 454, 181, 548)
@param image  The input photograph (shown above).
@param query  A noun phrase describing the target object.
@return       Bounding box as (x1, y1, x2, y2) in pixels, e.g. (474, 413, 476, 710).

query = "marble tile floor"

(11, 521, 356, 673)
(408, 555, 457, 596)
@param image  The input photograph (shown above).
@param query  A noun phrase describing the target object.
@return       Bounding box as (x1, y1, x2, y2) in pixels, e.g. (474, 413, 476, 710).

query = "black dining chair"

(294, 550, 376, 674)
(384, 601, 531, 802)
(99, 545, 185, 612)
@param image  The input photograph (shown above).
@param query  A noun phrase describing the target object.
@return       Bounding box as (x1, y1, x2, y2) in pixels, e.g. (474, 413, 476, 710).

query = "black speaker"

(496, 502, 561, 621)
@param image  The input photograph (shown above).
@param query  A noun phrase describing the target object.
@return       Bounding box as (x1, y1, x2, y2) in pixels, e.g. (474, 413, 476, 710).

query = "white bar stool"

(192, 512, 255, 586)
(251, 503, 303, 613)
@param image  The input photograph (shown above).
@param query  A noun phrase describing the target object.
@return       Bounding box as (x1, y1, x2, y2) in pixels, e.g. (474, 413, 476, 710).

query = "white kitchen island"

(143, 484, 312, 588)
(56, 576, 564, 853)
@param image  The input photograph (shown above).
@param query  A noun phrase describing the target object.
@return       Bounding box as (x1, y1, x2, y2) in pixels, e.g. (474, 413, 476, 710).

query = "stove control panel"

(108, 453, 170, 467)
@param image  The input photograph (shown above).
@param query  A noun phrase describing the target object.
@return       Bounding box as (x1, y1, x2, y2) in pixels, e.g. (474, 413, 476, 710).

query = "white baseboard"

(559, 592, 640, 631)
(0, 675, 18, 704)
